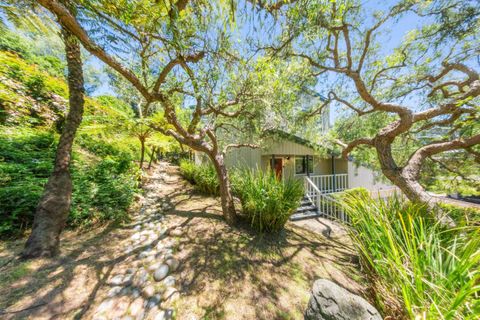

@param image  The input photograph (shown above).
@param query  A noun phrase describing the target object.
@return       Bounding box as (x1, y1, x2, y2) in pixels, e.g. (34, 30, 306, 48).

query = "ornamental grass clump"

(234, 169, 303, 233)
(179, 159, 219, 195)
(341, 193, 480, 319)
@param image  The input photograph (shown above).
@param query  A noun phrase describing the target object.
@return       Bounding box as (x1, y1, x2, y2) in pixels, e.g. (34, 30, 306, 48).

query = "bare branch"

(223, 143, 259, 154)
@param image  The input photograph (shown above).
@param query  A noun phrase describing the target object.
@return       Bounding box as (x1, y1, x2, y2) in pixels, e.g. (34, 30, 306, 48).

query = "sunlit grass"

(342, 194, 480, 319)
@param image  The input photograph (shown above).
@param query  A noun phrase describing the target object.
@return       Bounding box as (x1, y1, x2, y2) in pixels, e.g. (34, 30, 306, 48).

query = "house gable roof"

(264, 129, 333, 154)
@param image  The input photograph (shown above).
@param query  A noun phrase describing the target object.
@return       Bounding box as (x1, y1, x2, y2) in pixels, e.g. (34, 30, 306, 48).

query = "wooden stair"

(290, 197, 322, 221)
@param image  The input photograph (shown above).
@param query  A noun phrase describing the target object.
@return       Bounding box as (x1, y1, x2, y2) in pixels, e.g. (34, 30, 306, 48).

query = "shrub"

(0, 127, 140, 237)
(341, 193, 480, 319)
(179, 159, 196, 184)
(179, 159, 219, 195)
(69, 157, 140, 228)
(234, 170, 304, 233)
(0, 128, 55, 235)
(25, 74, 48, 100)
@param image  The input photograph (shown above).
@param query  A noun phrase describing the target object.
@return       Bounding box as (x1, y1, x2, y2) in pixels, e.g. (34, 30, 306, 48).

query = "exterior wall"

(347, 161, 393, 191)
(224, 147, 262, 170)
(261, 138, 316, 156)
(194, 138, 348, 180)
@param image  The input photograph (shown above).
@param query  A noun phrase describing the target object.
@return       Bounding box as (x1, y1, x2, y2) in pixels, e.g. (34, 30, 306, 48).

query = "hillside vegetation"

(0, 32, 146, 237)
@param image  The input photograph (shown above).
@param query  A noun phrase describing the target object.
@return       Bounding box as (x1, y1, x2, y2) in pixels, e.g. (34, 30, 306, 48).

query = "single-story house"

(194, 130, 396, 220)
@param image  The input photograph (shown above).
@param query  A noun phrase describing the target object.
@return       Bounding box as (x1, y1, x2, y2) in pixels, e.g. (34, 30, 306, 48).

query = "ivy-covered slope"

(0, 47, 142, 237)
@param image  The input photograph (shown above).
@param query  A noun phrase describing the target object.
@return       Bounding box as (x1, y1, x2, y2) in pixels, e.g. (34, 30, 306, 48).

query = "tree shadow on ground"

(0, 164, 366, 320)
(159, 179, 365, 320)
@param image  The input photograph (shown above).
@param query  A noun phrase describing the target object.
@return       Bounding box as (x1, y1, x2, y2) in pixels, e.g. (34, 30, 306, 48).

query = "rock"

(129, 297, 144, 316)
(134, 269, 149, 287)
(162, 275, 175, 287)
(305, 279, 382, 320)
(120, 286, 133, 296)
(109, 274, 129, 286)
(123, 273, 134, 286)
(153, 310, 166, 320)
(145, 307, 161, 320)
(169, 228, 183, 237)
(112, 296, 131, 318)
(139, 250, 153, 259)
(152, 309, 173, 320)
(96, 298, 114, 313)
(131, 287, 141, 298)
(145, 294, 162, 309)
(165, 258, 179, 272)
(107, 286, 123, 297)
(148, 262, 163, 272)
(162, 287, 179, 302)
(126, 268, 136, 274)
(153, 265, 169, 281)
(131, 233, 141, 240)
(143, 284, 156, 297)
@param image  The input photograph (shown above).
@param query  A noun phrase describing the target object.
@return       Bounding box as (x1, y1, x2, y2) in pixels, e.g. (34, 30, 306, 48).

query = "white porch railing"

(309, 174, 348, 193)
(304, 176, 349, 223)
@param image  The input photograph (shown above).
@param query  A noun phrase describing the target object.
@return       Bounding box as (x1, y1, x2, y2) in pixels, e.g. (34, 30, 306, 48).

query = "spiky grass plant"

(234, 169, 304, 232)
(341, 193, 480, 319)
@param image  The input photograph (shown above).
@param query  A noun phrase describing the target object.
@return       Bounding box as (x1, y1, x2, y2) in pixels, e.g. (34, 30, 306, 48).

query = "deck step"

(296, 204, 317, 213)
(300, 200, 312, 206)
(290, 210, 323, 221)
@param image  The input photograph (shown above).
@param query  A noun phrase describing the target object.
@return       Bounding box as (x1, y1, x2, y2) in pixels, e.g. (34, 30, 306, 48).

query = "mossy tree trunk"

(21, 22, 85, 259)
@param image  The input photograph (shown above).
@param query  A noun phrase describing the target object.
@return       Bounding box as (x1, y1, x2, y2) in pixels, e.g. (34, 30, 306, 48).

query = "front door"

(271, 158, 283, 180)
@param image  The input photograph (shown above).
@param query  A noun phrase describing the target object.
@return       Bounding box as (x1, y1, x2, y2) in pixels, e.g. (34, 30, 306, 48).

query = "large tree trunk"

(208, 153, 237, 225)
(21, 24, 85, 259)
(375, 142, 455, 226)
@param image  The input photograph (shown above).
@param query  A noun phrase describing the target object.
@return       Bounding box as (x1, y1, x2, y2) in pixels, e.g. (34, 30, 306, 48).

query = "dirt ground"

(0, 163, 367, 320)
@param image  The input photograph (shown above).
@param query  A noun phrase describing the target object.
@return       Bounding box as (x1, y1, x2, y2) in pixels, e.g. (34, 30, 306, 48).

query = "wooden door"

(272, 158, 283, 180)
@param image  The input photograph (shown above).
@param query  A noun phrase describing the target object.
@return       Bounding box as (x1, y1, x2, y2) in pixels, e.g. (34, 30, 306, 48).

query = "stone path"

(92, 163, 183, 320)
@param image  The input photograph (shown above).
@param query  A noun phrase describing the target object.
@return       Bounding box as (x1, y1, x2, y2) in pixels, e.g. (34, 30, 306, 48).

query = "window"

(295, 156, 313, 175)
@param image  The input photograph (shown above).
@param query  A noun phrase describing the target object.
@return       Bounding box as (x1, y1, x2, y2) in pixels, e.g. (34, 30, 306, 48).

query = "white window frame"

(294, 155, 314, 176)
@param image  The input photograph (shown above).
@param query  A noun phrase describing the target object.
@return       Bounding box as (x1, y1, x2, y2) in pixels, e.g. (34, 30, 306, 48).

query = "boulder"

(305, 279, 381, 320)
(153, 264, 169, 281)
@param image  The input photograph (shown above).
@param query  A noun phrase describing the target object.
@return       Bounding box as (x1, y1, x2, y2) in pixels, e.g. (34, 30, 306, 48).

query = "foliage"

(69, 157, 140, 229)
(0, 43, 147, 237)
(0, 127, 54, 235)
(179, 159, 196, 184)
(180, 160, 304, 232)
(179, 159, 219, 195)
(233, 169, 304, 233)
(0, 127, 141, 236)
(341, 193, 480, 319)
(438, 203, 480, 227)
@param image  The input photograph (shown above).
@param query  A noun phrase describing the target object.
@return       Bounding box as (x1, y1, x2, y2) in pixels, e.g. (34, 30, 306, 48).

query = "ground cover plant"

(0, 126, 141, 236)
(341, 192, 480, 319)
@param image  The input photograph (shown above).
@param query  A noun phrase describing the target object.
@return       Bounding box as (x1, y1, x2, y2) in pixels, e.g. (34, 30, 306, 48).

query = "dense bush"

(0, 127, 140, 236)
(179, 159, 219, 195)
(179, 159, 196, 184)
(0, 128, 55, 234)
(69, 157, 140, 228)
(234, 170, 304, 232)
(341, 193, 480, 319)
